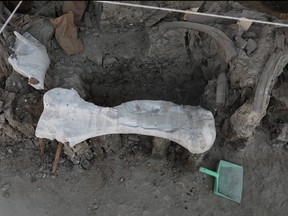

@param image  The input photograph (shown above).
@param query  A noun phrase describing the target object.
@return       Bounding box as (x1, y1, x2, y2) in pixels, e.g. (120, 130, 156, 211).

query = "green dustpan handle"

(199, 167, 219, 178)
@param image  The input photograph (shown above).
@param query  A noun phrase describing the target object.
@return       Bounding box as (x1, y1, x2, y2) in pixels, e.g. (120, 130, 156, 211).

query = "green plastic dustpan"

(199, 160, 243, 203)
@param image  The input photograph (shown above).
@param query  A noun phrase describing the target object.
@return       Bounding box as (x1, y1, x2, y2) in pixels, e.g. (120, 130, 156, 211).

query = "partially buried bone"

(35, 88, 216, 154)
(8, 31, 50, 90)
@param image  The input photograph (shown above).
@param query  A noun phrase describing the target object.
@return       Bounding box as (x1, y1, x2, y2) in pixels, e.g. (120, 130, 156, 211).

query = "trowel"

(199, 160, 243, 203)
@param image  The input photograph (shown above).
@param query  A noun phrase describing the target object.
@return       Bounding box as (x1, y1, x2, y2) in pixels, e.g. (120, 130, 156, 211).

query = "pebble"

(7, 149, 12, 154)
(127, 135, 140, 142)
(51, 39, 59, 49)
(235, 36, 247, 49)
(59, 158, 65, 164)
(246, 38, 257, 55)
(1, 183, 11, 191)
(35, 173, 43, 179)
(91, 203, 98, 210)
(119, 177, 125, 182)
(31, 176, 37, 183)
(242, 31, 257, 38)
(2, 191, 10, 198)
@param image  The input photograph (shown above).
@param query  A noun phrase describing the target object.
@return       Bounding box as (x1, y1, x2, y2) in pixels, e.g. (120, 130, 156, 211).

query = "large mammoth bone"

(35, 88, 216, 154)
(160, 21, 237, 63)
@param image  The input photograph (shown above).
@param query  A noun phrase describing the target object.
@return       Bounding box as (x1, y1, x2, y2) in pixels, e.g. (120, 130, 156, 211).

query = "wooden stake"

(51, 142, 63, 174)
(39, 138, 45, 159)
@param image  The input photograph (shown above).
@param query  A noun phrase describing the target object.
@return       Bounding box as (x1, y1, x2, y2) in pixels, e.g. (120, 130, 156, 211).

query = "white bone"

(35, 88, 216, 154)
(8, 31, 50, 90)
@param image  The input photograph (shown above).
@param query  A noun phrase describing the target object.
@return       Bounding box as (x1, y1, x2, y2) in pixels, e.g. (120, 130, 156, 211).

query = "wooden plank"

(51, 142, 63, 174)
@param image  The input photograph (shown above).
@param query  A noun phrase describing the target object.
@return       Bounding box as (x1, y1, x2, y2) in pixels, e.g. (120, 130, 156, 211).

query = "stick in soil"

(39, 138, 45, 159)
(51, 142, 63, 174)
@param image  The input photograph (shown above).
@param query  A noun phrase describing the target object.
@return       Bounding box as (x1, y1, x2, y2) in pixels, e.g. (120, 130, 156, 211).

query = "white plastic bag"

(8, 31, 50, 90)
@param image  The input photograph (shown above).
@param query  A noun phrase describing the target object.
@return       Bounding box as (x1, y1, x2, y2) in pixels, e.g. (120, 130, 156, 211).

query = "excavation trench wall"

(0, 1, 288, 162)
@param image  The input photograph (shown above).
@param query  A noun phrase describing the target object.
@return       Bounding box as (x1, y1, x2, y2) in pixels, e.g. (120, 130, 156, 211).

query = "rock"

(151, 137, 170, 159)
(103, 56, 118, 68)
(1, 183, 11, 191)
(275, 32, 285, 51)
(229, 26, 273, 88)
(235, 36, 247, 49)
(246, 38, 257, 55)
(5, 72, 31, 94)
(84, 12, 92, 28)
(146, 162, 152, 167)
(275, 124, 288, 142)
(51, 38, 59, 49)
(2, 124, 23, 140)
(7, 149, 12, 154)
(3, 92, 42, 138)
(242, 31, 258, 38)
(27, 19, 54, 48)
(48, 64, 89, 99)
(80, 158, 92, 170)
(30, 176, 37, 183)
(91, 203, 98, 210)
(272, 83, 288, 107)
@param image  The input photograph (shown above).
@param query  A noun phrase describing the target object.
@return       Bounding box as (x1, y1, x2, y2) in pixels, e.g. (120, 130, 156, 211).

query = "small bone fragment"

(237, 17, 253, 32)
(51, 142, 63, 174)
(35, 88, 216, 154)
(216, 73, 228, 107)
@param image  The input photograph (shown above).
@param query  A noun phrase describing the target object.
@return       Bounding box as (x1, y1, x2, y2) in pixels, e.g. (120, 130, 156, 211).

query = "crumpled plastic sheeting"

(51, 11, 84, 56)
(8, 31, 50, 90)
(35, 88, 216, 154)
